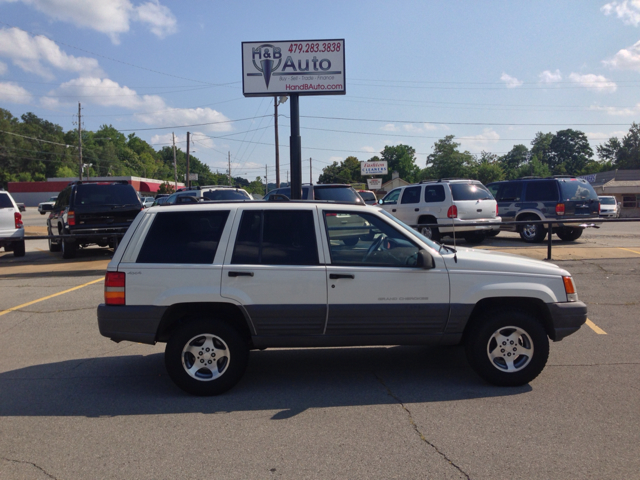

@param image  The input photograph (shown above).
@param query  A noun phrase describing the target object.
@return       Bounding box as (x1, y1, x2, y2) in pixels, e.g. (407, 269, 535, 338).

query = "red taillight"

(14, 212, 23, 229)
(447, 205, 458, 218)
(325, 213, 337, 217)
(556, 203, 565, 216)
(105, 271, 125, 305)
(496, 204, 499, 216)
(68, 210, 75, 226)
(598, 202, 601, 213)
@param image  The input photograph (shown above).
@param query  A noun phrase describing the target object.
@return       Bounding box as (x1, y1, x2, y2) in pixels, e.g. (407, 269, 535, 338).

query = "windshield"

(359, 191, 376, 203)
(450, 183, 493, 201)
(379, 209, 440, 250)
(559, 179, 598, 201)
(314, 186, 363, 204)
(599, 197, 616, 205)
(203, 189, 251, 200)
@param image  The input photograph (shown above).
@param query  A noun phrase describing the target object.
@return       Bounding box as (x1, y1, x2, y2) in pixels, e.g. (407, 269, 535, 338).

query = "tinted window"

(496, 182, 522, 202)
(203, 189, 251, 200)
(231, 210, 318, 265)
(75, 184, 140, 206)
(450, 183, 493, 201)
(599, 197, 616, 205)
(0, 193, 13, 209)
(424, 185, 446, 203)
(137, 210, 229, 264)
(380, 189, 401, 205)
(324, 211, 420, 267)
(314, 186, 362, 203)
(359, 191, 376, 203)
(559, 180, 598, 201)
(524, 181, 557, 202)
(57, 187, 71, 208)
(400, 186, 421, 204)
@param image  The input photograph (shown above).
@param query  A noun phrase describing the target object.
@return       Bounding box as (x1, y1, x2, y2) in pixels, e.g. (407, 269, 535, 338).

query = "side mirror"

(416, 249, 435, 269)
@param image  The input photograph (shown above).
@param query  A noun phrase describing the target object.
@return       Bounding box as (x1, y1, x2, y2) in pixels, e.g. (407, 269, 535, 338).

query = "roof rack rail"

(520, 176, 542, 179)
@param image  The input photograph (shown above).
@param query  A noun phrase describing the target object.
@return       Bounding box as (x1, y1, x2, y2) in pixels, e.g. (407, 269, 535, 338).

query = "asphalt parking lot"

(0, 209, 638, 479)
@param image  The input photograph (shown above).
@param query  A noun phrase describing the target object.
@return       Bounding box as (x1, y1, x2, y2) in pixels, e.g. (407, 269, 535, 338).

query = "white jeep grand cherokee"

(97, 200, 586, 396)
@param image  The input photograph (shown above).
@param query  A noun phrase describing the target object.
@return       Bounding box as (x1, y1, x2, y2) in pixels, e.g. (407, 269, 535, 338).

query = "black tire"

(465, 309, 549, 386)
(39, 212, 46, 215)
(486, 230, 500, 237)
(463, 232, 486, 244)
(556, 227, 583, 241)
(519, 217, 547, 243)
(418, 217, 440, 242)
(343, 237, 359, 246)
(165, 319, 249, 396)
(61, 237, 76, 259)
(13, 240, 25, 257)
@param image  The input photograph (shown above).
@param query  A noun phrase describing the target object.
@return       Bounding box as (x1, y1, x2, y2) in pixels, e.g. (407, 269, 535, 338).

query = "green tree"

(499, 144, 529, 179)
(530, 132, 554, 168)
(475, 151, 505, 184)
(317, 156, 363, 184)
(380, 145, 419, 183)
(615, 122, 640, 169)
(423, 136, 474, 180)
(547, 129, 593, 174)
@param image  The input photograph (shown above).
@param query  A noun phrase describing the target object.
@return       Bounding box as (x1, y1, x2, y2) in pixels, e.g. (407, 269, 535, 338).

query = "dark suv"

(263, 184, 365, 204)
(47, 181, 142, 258)
(486, 176, 600, 243)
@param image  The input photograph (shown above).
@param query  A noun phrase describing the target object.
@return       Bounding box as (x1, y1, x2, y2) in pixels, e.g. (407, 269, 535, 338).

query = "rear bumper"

(97, 304, 167, 344)
(0, 229, 24, 245)
(438, 217, 501, 234)
(548, 301, 587, 341)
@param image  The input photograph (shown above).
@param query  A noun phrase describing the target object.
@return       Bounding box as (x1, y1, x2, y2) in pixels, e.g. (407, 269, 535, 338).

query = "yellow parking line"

(0, 277, 103, 317)
(586, 318, 607, 335)
(619, 247, 640, 256)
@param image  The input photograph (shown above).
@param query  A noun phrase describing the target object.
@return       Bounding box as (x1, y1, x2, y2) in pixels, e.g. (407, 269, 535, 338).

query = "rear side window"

(0, 194, 13, 209)
(75, 184, 140, 206)
(400, 186, 421, 204)
(524, 181, 558, 202)
(496, 182, 522, 202)
(559, 180, 599, 201)
(450, 183, 493, 201)
(203, 190, 251, 200)
(314, 186, 362, 204)
(137, 210, 229, 264)
(424, 185, 445, 203)
(232, 210, 318, 265)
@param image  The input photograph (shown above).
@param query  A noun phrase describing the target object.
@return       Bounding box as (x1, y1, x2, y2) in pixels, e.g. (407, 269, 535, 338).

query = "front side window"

(137, 210, 229, 264)
(324, 211, 421, 267)
(380, 189, 401, 205)
(400, 186, 421, 204)
(496, 182, 521, 202)
(231, 210, 319, 265)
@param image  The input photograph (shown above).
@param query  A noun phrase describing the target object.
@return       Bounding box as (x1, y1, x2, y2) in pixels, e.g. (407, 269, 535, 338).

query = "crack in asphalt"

(1, 457, 57, 479)
(374, 373, 471, 480)
(4, 307, 95, 314)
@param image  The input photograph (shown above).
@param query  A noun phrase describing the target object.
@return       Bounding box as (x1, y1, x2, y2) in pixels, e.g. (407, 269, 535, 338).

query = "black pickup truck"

(47, 181, 142, 258)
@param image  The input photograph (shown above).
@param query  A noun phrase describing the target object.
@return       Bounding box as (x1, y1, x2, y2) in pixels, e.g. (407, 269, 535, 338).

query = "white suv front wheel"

(165, 319, 249, 396)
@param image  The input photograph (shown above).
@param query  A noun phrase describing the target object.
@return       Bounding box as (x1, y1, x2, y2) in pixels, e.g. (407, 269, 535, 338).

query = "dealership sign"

(242, 40, 345, 97)
(361, 161, 388, 176)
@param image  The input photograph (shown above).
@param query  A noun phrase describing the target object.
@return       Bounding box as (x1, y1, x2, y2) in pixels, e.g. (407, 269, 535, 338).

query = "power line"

(117, 115, 273, 132)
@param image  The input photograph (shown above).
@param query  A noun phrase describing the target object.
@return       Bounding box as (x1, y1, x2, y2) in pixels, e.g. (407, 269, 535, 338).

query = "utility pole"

(186, 132, 191, 189)
(228, 152, 232, 185)
(172, 132, 178, 191)
(77, 102, 82, 181)
(265, 165, 268, 195)
(274, 97, 280, 188)
(310, 157, 312, 184)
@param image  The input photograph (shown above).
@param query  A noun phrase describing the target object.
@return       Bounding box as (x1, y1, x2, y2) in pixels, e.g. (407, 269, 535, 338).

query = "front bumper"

(97, 304, 167, 344)
(548, 301, 587, 341)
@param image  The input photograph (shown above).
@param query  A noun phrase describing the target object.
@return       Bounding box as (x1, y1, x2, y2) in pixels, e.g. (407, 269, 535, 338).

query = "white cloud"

(568, 72, 617, 92)
(539, 69, 562, 83)
(9, 0, 176, 43)
(458, 129, 500, 152)
(500, 73, 523, 88)
(43, 77, 232, 131)
(589, 103, 639, 115)
(585, 130, 627, 141)
(361, 146, 376, 153)
(422, 123, 439, 131)
(0, 61, 6, 75)
(403, 124, 422, 133)
(604, 39, 640, 70)
(0, 27, 103, 79)
(381, 124, 397, 132)
(601, 0, 640, 26)
(0, 81, 32, 103)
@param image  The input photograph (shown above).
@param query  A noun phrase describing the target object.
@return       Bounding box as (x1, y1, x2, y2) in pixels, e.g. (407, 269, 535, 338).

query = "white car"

(97, 201, 586, 396)
(142, 197, 155, 208)
(378, 179, 501, 243)
(38, 195, 58, 215)
(598, 196, 620, 218)
(0, 189, 25, 257)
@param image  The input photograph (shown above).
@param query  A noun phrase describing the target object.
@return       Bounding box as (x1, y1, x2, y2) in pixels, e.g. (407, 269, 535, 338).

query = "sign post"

(242, 39, 345, 199)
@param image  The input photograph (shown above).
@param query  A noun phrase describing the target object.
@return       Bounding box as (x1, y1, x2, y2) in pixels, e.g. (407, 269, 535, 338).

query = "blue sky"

(2, 0, 640, 182)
